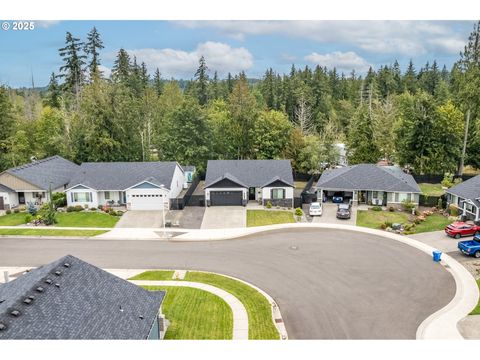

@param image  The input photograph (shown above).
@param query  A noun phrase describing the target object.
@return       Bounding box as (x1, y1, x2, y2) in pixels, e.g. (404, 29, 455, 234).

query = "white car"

(309, 202, 323, 216)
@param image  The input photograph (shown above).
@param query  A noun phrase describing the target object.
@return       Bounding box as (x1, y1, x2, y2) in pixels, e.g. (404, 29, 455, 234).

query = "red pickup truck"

(445, 222, 480, 239)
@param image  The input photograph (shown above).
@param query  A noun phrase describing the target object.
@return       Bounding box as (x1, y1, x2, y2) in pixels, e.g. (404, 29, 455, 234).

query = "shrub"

(449, 204, 459, 217)
(24, 214, 33, 223)
(51, 192, 67, 209)
(90, 207, 97, 211)
(380, 222, 388, 230)
(371, 206, 382, 211)
(26, 202, 37, 216)
(13, 208, 20, 214)
(98, 205, 104, 211)
(437, 197, 444, 210)
(388, 206, 395, 212)
(116, 211, 124, 217)
(404, 223, 416, 231)
(5, 209, 11, 215)
(74, 205, 84, 212)
(294, 207, 303, 216)
(441, 173, 454, 188)
(66, 206, 75, 213)
(266, 201, 272, 209)
(401, 200, 415, 212)
(108, 209, 117, 216)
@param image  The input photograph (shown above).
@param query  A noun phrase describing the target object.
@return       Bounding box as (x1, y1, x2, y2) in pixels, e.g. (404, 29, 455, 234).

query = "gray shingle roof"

(5, 156, 79, 190)
(67, 161, 180, 190)
(0, 184, 14, 193)
(316, 164, 421, 193)
(446, 175, 480, 201)
(204, 160, 294, 188)
(0, 255, 164, 339)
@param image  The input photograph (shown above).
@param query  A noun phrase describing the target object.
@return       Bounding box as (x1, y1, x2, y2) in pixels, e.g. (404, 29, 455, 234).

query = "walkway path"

(130, 280, 249, 340)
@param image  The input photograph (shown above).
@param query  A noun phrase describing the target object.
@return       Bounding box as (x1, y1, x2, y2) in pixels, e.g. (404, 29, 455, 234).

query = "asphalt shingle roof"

(5, 156, 79, 190)
(67, 161, 180, 190)
(204, 160, 294, 188)
(316, 164, 421, 193)
(446, 175, 480, 201)
(0, 184, 14, 193)
(0, 255, 165, 339)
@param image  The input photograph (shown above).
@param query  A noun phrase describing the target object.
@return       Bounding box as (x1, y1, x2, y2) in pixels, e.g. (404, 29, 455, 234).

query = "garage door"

(0, 197, 4, 210)
(210, 191, 243, 206)
(129, 194, 167, 211)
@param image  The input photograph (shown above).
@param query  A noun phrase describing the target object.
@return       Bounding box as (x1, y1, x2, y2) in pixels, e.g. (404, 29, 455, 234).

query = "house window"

(105, 191, 110, 200)
(73, 192, 92, 202)
(271, 188, 285, 199)
(372, 191, 378, 199)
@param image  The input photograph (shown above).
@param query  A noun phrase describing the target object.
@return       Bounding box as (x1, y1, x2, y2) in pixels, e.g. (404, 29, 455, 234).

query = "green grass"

(55, 212, 119, 228)
(130, 270, 175, 280)
(414, 213, 451, 234)
(419, 183, 445, 196)
(247, 209, 295, 227)
(0, 212, 29, 226)
(0, 229, 107, 236)
(184, 272, 279, 340)
(144, 286, 233, 340)
(294, 181, 308, 189)
(470, 279, 480, 315)
(356, 210, 410, 229)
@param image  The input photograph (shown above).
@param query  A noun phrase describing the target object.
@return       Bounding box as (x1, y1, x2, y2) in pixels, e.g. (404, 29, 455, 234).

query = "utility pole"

(458, 108, 471, 175)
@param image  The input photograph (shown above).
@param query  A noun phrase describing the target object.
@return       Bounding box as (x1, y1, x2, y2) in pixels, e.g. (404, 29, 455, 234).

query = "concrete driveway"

(0, 228, 455, 339)
(306, 203, 357, 225)
(115, 210, 164, 228)
(201, 206, 246, 229)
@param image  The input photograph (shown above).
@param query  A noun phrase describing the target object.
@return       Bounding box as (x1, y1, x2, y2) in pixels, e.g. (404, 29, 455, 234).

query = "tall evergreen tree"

(84, 27, 104, 80)
(58, 32, 86, 95)
(111, 48, 131, 84)
(44, 72, 61, 108)
(404, 60, 417, 94)
(194, 56, 209, 105)
(153, 68, 163, 96)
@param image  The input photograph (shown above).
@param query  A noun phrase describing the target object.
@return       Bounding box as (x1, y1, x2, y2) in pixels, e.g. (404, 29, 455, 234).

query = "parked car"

(445, 222, 480, 239)
(332, 192, 344, 203)
(336, 203, 351, 219)
(458, 235, 480, 257)
(309, 202, 322, 216)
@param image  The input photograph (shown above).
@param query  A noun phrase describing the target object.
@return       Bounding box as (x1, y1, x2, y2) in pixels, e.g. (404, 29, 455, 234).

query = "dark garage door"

(0, 197, 4, 210)
(210, 191, 243, 206)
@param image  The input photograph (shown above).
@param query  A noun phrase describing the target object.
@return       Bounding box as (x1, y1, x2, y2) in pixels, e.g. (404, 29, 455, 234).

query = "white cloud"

(305, 51, 371, 73)
(124, 41, 253, 78)
(176, 20, 468, 56)
(98, 65, 111, 78)
(34, 20, 61, 29)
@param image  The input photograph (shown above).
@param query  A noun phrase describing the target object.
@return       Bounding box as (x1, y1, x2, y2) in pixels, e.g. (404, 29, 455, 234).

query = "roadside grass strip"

(247, 209, 295, 228)
(470, 279, 480, 315)
(144, 286, 233, 340)
(0, 229, 107, 236)
(129, 270, 175, 280)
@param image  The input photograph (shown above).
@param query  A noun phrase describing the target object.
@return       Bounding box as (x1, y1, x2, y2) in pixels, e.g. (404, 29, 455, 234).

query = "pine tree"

(111, 48, 131, 84)
(84, 27, 104, 80)
(153, 68, 163, 96)
(226, 72, 234, 94)
(210, 71, 221, 100)
(140, 62, 150, 89)
(194, 56, 209, 105)
(404, 60, 417, 94)
(44, 72, 61, 108)
(58, 32, 86, 95)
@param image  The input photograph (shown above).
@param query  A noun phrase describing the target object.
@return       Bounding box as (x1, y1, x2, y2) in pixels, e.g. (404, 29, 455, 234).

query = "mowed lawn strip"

(247, 209, 295, 227)
(419, 183, 445, 196)
(55, 212, 119, 228)
(356, 210, 410, 229)
(184, 271, 279, 340)
(470, 279, 480, 315)
(0, 212, 29, 226)
(0, 229, 107, 236)
(144, 286, 233, 340)
(414, 213, 451, 233)
(130, 270, 175, 280)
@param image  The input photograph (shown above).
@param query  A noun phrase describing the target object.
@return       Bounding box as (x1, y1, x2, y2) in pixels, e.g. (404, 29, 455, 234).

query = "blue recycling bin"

(433, 250, 442, 262)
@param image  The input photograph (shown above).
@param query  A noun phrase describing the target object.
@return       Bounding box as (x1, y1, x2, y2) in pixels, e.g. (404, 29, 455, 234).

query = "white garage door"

(129, 193, 168, 211)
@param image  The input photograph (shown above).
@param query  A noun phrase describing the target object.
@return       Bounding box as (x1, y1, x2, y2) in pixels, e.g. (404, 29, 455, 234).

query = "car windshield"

(338, 204, 349, 210)
(311, 204, 320, 209)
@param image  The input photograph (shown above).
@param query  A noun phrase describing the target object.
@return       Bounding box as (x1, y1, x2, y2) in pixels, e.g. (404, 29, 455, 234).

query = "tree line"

(0, 22, 479, 175)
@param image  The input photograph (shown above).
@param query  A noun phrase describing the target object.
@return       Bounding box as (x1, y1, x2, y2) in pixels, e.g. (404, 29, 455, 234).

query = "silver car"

(309, 202, 323, 216)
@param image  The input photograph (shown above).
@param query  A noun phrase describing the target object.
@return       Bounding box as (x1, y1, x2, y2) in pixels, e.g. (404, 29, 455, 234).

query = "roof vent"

(139, 315, 144, 320)
(54, 270, 62, 276)
(54, 283, 60, 288)
(10, 310, 20, 317)
(45, 279, 53, 284)
(63, 263, 70, 268)
(36, 287, 44, 292)
(0, 323, 6, 331)
(0, 299, 5, 304)
(28, 295, 35, 300)
(23, 298, 33, 305)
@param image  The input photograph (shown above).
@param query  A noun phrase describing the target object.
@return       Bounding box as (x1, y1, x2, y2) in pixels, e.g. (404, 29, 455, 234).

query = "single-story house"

(204, 159, 294, 207)
(0, 255, 166, 339)
(0, 156, 79, 209)
(66, 161, 185, 210)
(446, 175, 480, 222)
(316, 164, 421, 206)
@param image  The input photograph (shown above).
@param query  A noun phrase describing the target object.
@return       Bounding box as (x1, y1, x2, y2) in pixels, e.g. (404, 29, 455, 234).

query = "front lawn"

(145, 286, 233, 340)
(0, 229, 107, 236)
(470, 279, 480, 315)
(413, 213, 451, 234)
(294, 181, 308, 189)
(130, 270, 175, 280)
(419, 183, 445, 196)
(356, 210, 410, 229)
(247, 209, 295, 227)
(0, 212, 29, 226)
(55, 212, 119, 228)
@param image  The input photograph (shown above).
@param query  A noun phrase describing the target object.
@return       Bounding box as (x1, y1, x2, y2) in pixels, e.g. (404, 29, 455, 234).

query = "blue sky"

(0, 20, 476, 88)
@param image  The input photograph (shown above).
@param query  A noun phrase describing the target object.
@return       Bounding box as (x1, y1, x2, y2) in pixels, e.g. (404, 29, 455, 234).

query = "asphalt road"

(0, 229, 456, 339)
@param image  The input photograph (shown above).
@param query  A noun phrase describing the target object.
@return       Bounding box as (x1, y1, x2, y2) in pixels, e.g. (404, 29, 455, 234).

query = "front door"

(249, 187, 256, 200)
(18, 192, 25, 205)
